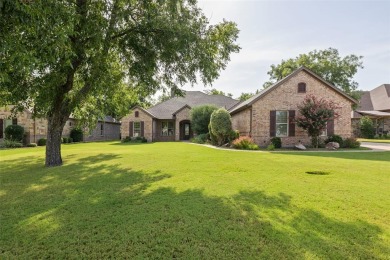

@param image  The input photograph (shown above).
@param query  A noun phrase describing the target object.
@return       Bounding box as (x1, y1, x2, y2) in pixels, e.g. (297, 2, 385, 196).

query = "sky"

(181, 0, 390, 98)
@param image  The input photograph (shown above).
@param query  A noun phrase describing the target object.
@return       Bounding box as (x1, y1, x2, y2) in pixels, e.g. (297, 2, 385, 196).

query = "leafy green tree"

(0, 1, 240, 166)
(209, 108, 233, 146)
(359, 116, 375, 138)
(295, 95, 340, 148)
(205, 88, 233, 98)
(190, 105, 218, 134)
(263, 48, 363, 98)
(238, 92, 254, 101)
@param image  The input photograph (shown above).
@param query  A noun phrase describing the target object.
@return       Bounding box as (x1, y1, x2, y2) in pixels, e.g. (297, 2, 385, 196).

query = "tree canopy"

(0, 0, 240, 166)
(204, 88, 233, 97)
(263, 48, 363, 97)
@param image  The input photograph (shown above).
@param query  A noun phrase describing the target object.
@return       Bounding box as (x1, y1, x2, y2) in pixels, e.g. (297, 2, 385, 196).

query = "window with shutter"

(288, 110, 295, 137)
(270, 111, 276, 137)
(298, 82, 306, 93)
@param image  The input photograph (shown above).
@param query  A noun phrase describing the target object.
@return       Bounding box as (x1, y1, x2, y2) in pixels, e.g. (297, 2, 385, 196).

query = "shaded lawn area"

(358, 138, 390, 144)
(0, 142, 389, 259)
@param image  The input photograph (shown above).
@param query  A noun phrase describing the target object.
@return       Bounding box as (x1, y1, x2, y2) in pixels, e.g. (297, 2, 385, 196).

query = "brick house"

(0, 106, 120, 143)
(121, 91, 239, 142)
(351, 84, 390, 136)
(229, 67, 357, 147)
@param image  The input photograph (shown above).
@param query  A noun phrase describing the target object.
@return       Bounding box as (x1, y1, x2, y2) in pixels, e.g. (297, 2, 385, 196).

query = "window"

(161, 121, 174, 136)
(298, 82, 306, 93)
(276, 111, 288, 137)
(100, 124, 104, 136)
(135, 111, 139, 118)
(133, 121, 141, 137)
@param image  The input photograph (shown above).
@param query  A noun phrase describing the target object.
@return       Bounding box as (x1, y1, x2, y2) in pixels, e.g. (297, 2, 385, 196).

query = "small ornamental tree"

(190, 105, 218, 135)
(209, 108, 233, 146)
(359, 116, 375, 138)
(295, 95, 340, 148)
(4, 125, 25, 142)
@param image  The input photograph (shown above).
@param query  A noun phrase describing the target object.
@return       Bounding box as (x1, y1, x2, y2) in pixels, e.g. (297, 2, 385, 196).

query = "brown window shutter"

(129, 121, 133, 137)
(288, 110, 295, 137)
(327, 118, 334, 136)
(270, 111, 276, 137)
(141, 121, 144, 136)
(0, 119, 3, 138)
(12, 118, 17, 125)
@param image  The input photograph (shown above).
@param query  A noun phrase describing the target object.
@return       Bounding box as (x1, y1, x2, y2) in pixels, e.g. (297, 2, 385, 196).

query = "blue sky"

(182, 0, 390, 97)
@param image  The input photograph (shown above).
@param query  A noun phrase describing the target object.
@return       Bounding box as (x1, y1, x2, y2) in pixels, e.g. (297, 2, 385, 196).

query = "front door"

(183, 123, 190, 140)
(179, 121, 192, 140)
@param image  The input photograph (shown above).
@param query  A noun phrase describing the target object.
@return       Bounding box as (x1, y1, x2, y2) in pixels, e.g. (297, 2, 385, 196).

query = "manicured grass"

(1, 142, 389, 259)
(358, 138, 390, 144)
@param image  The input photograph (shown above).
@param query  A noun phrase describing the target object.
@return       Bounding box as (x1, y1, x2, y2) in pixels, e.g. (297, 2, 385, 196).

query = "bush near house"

(325, 135, 344, 147)
(37, 138, 47, 146)
(26, 143, 37, 147)
(270, 137, 282, 148)
(232, 136, 259, 150)
(343, 137, 360, 148)
(209, 108, 233, 146)
(359, 116, 375, 138)
(70, 128, 83, 142)
(4, 125, 24, 142)
(1, 139, 23, 148)
(122, 136, 147, 143)
(190, 105, 218, 134)
(190, 134, 208, 144)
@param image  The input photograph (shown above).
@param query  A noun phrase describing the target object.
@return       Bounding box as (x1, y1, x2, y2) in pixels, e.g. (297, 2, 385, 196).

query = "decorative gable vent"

(135, 111, 139, 117)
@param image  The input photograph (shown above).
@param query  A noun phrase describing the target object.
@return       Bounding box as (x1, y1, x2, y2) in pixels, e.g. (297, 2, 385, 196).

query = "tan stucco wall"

(233, 70, 354, 147)
(174, 107, 191, 141)
(121, 108, 153, 142)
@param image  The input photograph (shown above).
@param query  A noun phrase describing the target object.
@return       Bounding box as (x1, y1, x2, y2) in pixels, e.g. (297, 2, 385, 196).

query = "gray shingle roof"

(352, 84, 390, 118)
(147, 91, 239, 119)
(229, 66, 357, 115)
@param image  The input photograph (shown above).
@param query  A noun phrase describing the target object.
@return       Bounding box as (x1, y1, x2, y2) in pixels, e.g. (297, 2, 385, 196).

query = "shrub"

(122, 136, 131, 143)
(325, 134, 343, 146)
(270, 137, 282, 148)
(27, 143, 37, 147)
(190, 105, 218, 134)
(209, 108, 233, 146)
(360, 116, 375, 138)
(229, 130, 240, 142)
(232, 136, 259, 150)
(70, 128, 83, 142)
(4, 124, 24, 142)
(266, 143, 275, 151)
(122, 136, 147, 143)
(37, 138, 47, 146)
(1, 139, 23, 148)
(191, 133, 208, 144)
(69, 137, 73, 143)
(208, 123, 218, 145)
(343, 137, 360, 148)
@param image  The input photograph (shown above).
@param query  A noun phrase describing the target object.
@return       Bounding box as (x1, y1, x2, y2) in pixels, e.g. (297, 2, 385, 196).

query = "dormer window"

(298, 82, 306, 93)
(135, 111, 139, 117)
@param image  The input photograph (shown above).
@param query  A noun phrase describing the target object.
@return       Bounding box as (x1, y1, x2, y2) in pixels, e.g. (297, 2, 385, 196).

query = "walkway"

(360, 142, 390, 151)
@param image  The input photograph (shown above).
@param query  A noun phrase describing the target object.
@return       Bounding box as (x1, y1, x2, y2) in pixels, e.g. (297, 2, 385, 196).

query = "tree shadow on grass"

(273, 151, 390, 163)
(0, 155, 388, 259)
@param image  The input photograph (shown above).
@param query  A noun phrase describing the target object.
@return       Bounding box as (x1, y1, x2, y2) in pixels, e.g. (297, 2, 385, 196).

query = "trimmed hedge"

(4, 125, 24, 142)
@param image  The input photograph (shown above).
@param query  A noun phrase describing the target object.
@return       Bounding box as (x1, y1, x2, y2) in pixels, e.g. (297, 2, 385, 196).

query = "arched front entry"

(179, 120, 193, 140)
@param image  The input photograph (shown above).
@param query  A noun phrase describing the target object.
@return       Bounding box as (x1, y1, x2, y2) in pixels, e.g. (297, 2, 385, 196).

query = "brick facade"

(232, 70, 355, 147)
(0, 106, 120, 143)
(121, 107, 154, 142)
(174, 107, 191, 141)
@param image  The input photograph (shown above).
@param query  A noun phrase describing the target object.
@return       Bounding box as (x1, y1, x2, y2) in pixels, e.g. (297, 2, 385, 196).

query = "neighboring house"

(0, 106, 120, 143)
(121, 91, 239, 142)
(229, 66, 357, 147)
(351, 84, 390, 136)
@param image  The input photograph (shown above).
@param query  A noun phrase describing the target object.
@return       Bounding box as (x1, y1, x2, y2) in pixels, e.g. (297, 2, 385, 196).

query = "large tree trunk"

(45, 114, 69, 167)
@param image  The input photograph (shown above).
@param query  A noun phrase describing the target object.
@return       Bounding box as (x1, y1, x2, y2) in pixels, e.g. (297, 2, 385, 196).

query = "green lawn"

(1, 142, 389, 259)
(358, 138, 390, 144)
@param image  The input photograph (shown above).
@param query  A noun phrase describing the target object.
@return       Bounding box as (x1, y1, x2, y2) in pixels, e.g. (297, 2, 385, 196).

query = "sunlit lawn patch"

(1, 142, 389, 258)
